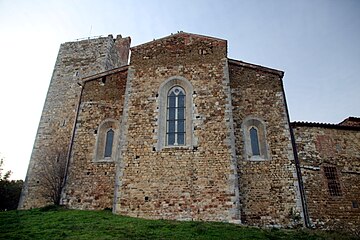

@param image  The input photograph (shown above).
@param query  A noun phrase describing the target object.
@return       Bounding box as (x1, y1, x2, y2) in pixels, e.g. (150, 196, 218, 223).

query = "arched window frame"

(156, 76, 194, 150)
(242, 116, 270, 161)
(166, 86, 186, 146)
(93, 119, 119, 162)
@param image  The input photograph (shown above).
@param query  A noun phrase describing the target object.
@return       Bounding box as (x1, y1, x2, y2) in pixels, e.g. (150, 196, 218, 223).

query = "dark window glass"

(178, 120, 185, 133)
(250, 127, 260, 156)
(104, 129, 114, 157)
(168, 120, 176, 133)
(178, 133, 185, 145)
(168, 133, 175, 145)
(178, 95, 185, 107)
(168, 95, 176, 108)
(168, 107, 176, 120)
(178, 108, 185, 120)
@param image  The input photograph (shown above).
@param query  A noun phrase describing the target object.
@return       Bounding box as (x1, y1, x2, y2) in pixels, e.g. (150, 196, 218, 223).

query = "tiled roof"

(338, 117, 360, 127)
(291, 118, 360, 131)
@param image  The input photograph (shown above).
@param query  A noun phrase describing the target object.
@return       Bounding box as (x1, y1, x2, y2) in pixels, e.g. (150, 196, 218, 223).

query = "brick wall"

(114, 33, 239, 221)
(293, 125, 360, 232)
(229, 61, 302, 227)
(61, 70, 128, 209)
(20, 32, 359, 230)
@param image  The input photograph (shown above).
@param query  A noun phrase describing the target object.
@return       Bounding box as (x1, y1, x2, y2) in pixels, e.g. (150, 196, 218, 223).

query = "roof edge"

(338, 116, 360, 125)
(228, 58, 284, 78)
(131, 31, 227, 50)
(81, 65, 129, 84)
(291, 121, 360, 131)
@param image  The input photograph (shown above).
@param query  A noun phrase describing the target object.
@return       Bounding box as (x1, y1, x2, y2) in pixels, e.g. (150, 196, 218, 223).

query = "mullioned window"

(167, 86, 186, 146)
(156, 76, 194, 150)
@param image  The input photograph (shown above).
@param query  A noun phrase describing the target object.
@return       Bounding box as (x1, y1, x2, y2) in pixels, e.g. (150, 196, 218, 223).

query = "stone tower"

(18, 35, 131, 209)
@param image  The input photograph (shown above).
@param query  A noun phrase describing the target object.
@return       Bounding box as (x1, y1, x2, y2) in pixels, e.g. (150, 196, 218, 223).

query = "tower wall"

(19, 35, 130, 209)
(61, 69, 128, 209)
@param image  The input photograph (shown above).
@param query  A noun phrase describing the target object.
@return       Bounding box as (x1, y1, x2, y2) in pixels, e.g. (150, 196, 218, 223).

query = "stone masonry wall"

(19, 35, 130, 209)
(229, 61, 302, 227)
(292, 125, 360, 232)
(62, 70, 128, 210)
(114, 33, 239, 221)
(20, 31, 359, 231)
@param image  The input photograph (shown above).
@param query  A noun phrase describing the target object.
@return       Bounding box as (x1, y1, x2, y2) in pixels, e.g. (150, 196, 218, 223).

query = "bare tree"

(38, 151, 67, 205)
(0, 155, 12, 181)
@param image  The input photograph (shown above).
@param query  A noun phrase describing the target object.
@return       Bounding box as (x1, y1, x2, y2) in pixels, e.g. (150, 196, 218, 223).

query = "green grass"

(0, 206, 357, 240)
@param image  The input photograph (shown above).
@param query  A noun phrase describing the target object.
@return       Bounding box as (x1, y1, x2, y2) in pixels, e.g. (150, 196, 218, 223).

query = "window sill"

(161, 145, 193, 151)
(247, 155, 269, 161)
(92, 159, 114, 163)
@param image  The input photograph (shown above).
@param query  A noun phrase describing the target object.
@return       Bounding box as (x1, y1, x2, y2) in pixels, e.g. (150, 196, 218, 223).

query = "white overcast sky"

(0, 0, 359, 180)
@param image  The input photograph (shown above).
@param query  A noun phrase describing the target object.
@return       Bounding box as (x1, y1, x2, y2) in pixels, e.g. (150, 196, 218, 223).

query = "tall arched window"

(104, 129, 114, 157)
(156, 76, 194, 150)
(167, 86, 186, 146)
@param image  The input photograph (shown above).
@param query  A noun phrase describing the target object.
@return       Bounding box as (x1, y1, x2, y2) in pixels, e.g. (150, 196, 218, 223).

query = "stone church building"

(19, 32, 360, 231)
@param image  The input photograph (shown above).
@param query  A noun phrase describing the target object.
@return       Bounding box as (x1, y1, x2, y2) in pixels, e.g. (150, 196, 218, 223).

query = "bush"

(0, 157, 24, 210)
(0, 179, 23, 210)
(39, 204, 66, 212)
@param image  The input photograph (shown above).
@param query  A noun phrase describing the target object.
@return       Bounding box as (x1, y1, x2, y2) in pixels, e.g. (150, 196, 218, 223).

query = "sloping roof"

(291, 118, 360, 131)
(228, 59, 284, 78)
(338, 117, 360, 127)
(81, 65, 128, 84)
(79, 32, 284, 84)
(130, 31, 227, 50)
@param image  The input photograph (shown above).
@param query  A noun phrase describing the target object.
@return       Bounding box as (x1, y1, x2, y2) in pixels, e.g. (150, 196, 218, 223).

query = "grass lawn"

(0, 206, 357, 240)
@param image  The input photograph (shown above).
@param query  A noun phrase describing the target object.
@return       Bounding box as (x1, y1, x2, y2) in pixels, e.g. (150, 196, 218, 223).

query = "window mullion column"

(174, 95, 178, 145)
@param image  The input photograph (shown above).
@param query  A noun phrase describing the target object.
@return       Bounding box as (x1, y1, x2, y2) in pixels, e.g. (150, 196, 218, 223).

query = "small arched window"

(242, 117, 270, 160)
(249, 127, 260, 156)
(104, 129, 114, 158)
(167, 86, 186, 146)
(94, 119, 118, 162)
